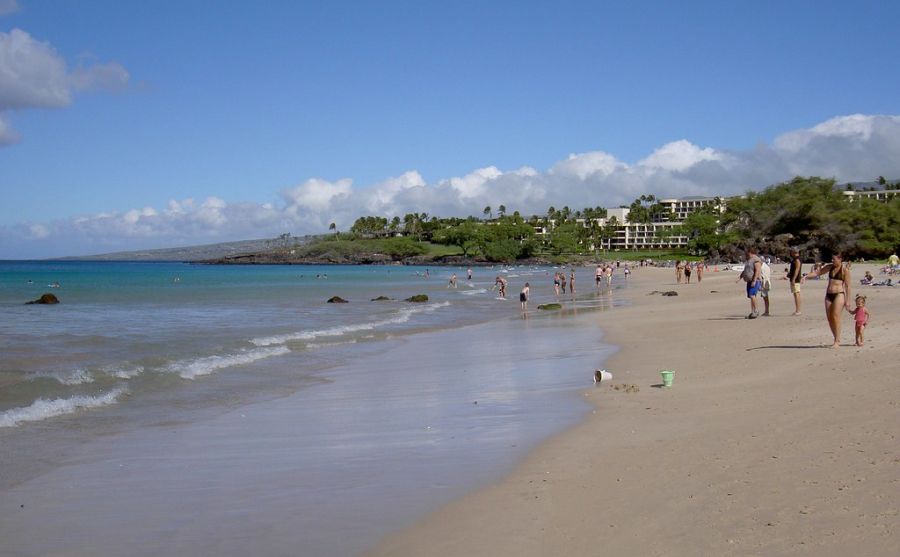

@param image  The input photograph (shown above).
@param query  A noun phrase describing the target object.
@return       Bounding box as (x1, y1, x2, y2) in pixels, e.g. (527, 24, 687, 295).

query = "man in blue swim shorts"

(738, 247, 763, 319)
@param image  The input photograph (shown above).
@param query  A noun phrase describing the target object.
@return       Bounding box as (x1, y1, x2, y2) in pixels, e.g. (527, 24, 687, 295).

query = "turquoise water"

(1, 260, 625, 556)
(1, 261, 610, 427)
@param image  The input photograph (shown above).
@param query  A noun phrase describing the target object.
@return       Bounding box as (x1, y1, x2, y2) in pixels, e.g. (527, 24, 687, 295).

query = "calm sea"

(0, 260, 610, 429)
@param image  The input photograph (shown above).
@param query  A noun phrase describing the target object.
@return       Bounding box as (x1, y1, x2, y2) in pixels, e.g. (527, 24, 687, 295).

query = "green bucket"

(660, 370, 675, 387)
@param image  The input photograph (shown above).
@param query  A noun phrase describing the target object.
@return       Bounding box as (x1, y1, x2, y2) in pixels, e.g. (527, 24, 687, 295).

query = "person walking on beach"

(467, 267, 473, 281)
(595, 265, 603, 287)
(520, 282, 530, 311)
(560, 272, 567, 294)
(696, 261, 704, 282)
(850, 295, 870, 346)
(760, 257, 772, 316)
(448, 273, 458, 288)
(684, 261, 692, 283)
(738, 247, 763, 319)
(788, 248, 803, 315)
(553, 272, 561, 295)
(675, 260, 684, 283)
(569, 269, 576, 294)
(802, 251, 852, 348)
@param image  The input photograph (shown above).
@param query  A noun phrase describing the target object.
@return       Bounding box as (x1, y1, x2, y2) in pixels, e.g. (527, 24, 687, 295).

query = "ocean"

(1, 260, 622, 556)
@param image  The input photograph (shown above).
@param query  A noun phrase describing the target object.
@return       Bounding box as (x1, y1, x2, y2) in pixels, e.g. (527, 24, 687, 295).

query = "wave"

(168, 346, 291, 380)
(460, 288, 488, 296)
(27, 368, 96, 385)
(250, 301, 451, 347)
(0, 387, 128, 428)
(104, 366, 145, 379)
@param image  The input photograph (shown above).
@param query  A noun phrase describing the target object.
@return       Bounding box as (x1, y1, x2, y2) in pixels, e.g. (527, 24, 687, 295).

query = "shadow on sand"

(746, 344, 833, 350)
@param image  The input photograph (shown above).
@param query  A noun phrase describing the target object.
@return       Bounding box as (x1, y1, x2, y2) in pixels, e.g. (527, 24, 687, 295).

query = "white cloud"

(0, 29, 71, 110)
(69, 61, 130, 93)
(0, 28, 130, 145)
(0, 0, 19, 17)
(637, 140, 723, 172)
(5, 114, 900, 258)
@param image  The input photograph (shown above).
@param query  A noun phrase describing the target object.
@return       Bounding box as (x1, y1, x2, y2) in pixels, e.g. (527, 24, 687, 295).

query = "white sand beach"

(371, 264, 899, 556)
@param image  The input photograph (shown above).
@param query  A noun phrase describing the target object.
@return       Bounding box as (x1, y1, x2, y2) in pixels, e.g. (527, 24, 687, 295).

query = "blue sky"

(1, 0, 899, 258)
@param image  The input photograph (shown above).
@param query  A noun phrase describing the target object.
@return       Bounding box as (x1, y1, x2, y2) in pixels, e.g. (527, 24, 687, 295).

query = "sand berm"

(371, 264, 898, 557)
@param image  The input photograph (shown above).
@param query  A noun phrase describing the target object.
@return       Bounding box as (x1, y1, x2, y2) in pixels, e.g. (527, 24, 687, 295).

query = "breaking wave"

(0, 387, 128, 428)
(250, 301, 451, 347)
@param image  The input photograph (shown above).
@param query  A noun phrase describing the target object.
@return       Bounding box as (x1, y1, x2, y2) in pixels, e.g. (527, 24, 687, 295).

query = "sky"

(1, 0, 899, 259)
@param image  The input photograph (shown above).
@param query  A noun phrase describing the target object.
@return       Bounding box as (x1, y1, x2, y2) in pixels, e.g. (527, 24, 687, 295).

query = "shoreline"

(0, 288, 619, 557)
(370, 264, 899, 556)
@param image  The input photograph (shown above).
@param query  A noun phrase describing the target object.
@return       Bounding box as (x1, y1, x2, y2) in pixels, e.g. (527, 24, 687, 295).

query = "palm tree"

(483, 206, 492, 220)
(498, 204, 506, 218)
(329, 222, 337, 237)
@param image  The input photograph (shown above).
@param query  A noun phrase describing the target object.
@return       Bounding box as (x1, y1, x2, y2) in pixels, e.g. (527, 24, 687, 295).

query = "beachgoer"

(696, 262, 704, 283)
(684, 262, 692, 284)
(448, 273, 457, 288)
(569, 270, 576, 294)
(520, 282, 530, 310)
(738, 247, 763, 319)
(553, 272, 561, 295)
(497, 276, 507, 299)
(889, 253, 899, 273)
(850, 295, 869, 346)
(595, 265, 603, 287)
(675, 260, 684, 283)
(560, 272, 567, 294)
(467, 267, 473, 281)
(802, 251, 852, 348)
(605, 265, 613, 287)
(760, 257, 772, 316)
(788, 248, 803, 315)
(623, 265, 631, 279)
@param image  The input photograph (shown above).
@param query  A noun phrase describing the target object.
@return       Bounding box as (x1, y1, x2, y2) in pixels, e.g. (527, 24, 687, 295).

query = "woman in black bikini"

(802, 251, 851, 348)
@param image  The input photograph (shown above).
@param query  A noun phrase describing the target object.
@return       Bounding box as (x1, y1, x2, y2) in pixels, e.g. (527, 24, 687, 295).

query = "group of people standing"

(741, 247, 870, 348)
(675, 260, 705, 284)
(553, 270, 576, 295)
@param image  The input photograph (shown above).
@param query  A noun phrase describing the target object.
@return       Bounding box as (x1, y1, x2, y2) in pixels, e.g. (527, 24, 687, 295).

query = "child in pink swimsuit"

(850, 295, 870, 346)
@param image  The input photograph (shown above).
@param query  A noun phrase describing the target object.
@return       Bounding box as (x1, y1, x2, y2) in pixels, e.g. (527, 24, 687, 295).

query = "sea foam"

(250, 301, 451, 347)
(169, 345, 291, 380)
(0, 387, 128, 428)
(28, 368, 96, 385)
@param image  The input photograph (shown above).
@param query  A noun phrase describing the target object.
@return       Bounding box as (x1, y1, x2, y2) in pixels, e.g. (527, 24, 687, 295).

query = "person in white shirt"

(760, 257, 772, 316)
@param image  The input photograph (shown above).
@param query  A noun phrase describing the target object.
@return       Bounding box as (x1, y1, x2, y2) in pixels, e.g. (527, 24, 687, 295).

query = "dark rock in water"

(404, 294, 429, 303)
(26, 293, 59, 305)
(371, 296, 392, 301)
(661, 291, 678, 296)
(327, 296, 349, 303)
(537, 303, 562, 310)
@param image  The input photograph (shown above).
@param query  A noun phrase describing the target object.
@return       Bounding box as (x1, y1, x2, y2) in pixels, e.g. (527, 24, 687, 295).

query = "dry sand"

(371, 264, 899, 556)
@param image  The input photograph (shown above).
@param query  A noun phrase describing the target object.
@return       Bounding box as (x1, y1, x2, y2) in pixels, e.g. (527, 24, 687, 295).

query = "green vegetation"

(264, 176, 898, 264)
(721, 176, 899, 258)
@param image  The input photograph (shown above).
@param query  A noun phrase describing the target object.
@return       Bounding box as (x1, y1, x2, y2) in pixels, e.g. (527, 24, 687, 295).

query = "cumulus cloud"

(4, 114, 900, 258)
(0, 28, 130, 145)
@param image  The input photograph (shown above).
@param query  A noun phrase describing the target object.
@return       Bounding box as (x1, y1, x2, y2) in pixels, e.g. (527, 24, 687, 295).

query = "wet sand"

(371, 264, 899, 556)
(0, 306, 614, 557)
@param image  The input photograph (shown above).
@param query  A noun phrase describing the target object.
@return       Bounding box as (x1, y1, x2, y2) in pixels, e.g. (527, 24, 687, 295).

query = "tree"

(329, 222, 337, 237)
(483, 206, 492, 220)
(432, 221, 483, 257)
(498, 204, 506, 217)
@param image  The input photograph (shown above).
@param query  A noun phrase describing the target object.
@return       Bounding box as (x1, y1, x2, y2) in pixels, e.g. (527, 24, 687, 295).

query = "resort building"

(842, 189, 899, 203)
